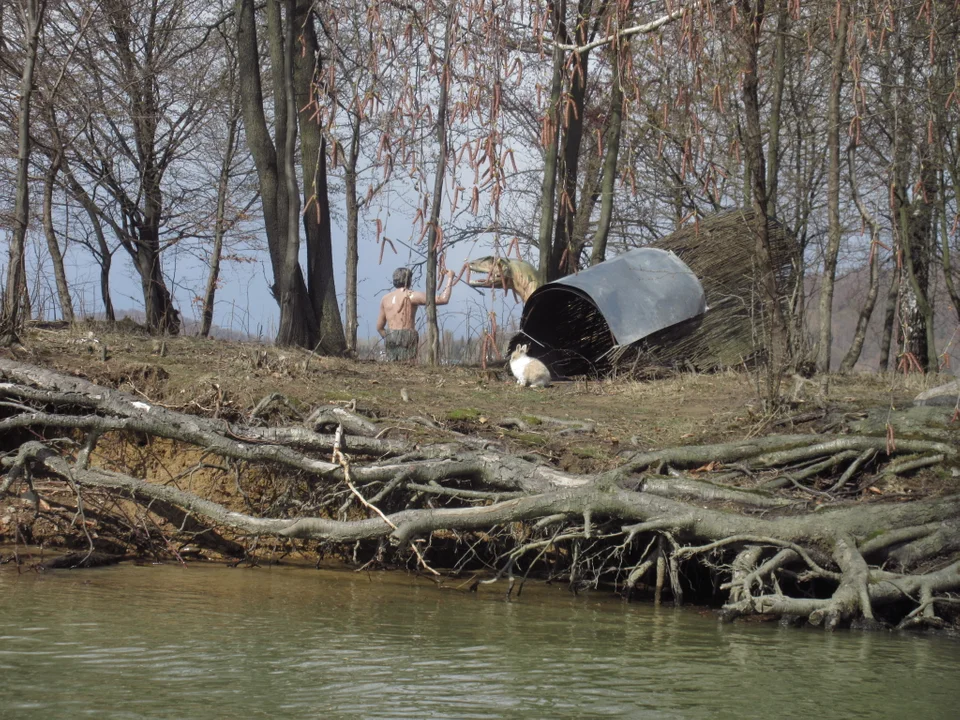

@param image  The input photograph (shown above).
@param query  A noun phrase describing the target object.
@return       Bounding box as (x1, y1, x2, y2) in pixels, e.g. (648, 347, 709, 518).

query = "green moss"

(446, 407, 482, 422)
(520, 415, 544, 426)
(499, 429, 548, 446)
(325, 392, 360, 403)
(571, 446, 604, 459)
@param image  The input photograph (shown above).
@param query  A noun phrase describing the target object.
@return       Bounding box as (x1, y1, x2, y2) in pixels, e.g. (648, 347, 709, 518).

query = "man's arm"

(435, 270, 456, 306)
(376, 300, 388, 338)
(409, 271, 455, 306)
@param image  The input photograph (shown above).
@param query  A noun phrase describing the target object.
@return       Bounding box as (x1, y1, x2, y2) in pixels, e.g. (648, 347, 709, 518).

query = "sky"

(42, 211, 526, 348)
(15, 205, 960, 374)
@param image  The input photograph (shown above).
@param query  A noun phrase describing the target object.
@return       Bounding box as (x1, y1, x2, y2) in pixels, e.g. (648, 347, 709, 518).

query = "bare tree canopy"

(0, 0, 957, 376)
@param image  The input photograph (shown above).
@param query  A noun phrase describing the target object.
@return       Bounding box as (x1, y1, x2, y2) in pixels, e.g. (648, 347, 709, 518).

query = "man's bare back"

(377, 269, 456, 361)
(378, 288, 418, 333)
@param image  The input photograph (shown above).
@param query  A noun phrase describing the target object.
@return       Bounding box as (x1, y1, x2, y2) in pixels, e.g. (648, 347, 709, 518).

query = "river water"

(1, 561, 958, 719)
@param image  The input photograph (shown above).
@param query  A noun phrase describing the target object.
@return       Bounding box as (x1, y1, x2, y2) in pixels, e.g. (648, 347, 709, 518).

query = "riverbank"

(2, 324, 959, 631)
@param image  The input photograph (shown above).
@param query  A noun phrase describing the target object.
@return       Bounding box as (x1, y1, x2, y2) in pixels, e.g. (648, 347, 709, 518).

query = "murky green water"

(1, 562, 958, 719)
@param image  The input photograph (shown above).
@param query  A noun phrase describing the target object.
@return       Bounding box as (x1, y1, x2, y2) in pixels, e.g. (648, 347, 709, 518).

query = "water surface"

(1, 562, 958, 719)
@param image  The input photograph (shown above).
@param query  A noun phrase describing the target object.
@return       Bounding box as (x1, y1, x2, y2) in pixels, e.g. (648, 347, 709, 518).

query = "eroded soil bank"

(2, 324, 959, 632)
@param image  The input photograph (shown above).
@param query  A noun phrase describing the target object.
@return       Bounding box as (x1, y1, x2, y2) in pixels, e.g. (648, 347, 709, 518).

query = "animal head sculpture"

(467, 257, 541, 302)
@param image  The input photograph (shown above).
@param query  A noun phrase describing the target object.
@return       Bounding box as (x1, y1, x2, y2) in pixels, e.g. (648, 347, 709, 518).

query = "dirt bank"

(2, 324, 958, 632)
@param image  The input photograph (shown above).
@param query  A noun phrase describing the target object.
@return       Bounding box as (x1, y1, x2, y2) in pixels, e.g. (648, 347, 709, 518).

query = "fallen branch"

(3, 358, 960, 631)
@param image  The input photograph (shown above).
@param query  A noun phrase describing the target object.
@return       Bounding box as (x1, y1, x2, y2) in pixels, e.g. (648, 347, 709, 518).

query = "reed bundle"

(613, 208, 798, 372)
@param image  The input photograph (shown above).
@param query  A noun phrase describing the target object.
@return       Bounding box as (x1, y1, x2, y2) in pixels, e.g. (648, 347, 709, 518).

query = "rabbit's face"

(511, 343, 528, 360)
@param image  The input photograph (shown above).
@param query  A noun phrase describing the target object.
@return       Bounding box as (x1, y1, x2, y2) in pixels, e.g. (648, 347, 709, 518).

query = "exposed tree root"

(2, 358, 960, 632)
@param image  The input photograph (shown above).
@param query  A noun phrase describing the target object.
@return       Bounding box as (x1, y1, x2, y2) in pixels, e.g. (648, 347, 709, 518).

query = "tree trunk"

(895, 170, 937, 372)
(815, 1, 849, 376)
(839, 148, 883, 374)
(551, 5, 591, 279)
(423, 10, 455, 366)
(343, 120, 361, 353)
(132, 221, 180, 335)
(100, 0, 180, 335)
(236, 0, 317, 349)
(3, 0, 45, 337)
(590, 27, 627, 267)
(304, 135, 346, 354)
(536, 2, 566, 286)
(739, 0, 788, 403)
(200, 101, 240, 338)
(940, 171, 960, 325)
(296, 5, 345, 355)
(99, 252, 115, 323)
(236, 0, 283, 280)
(886, 20, 936, 373)
(276, 0, 307, 348)
(41, 155, 74, 323)
(764, 0, 788, 216)
(877, 266, 899, 373)
(61, 164, 115, 322)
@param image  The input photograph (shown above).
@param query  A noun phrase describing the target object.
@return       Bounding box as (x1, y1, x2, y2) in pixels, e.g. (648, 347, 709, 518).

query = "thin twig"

(332, 425, 439, 576)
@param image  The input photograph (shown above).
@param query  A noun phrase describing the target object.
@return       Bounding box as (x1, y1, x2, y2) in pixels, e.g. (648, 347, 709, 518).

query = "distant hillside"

(807, 268, 959, 374)
(73, 310, 258, 343)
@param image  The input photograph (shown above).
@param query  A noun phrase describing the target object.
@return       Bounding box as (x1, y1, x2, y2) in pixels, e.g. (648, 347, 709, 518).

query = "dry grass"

(626, 207, 799, 370)
(3, 323, 936, 476)
(2, 323, 953, 561)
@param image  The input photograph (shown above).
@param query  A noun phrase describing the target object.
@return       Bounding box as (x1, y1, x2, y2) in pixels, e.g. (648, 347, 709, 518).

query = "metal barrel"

(516, 248, 706, 377)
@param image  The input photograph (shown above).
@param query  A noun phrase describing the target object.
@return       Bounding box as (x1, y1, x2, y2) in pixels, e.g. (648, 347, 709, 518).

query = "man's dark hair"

(392, 267, 413, 289)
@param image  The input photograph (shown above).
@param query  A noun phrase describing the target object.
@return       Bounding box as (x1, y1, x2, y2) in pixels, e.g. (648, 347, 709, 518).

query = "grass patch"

(446, 407, 482, 422)
(499, 429, 549, 447)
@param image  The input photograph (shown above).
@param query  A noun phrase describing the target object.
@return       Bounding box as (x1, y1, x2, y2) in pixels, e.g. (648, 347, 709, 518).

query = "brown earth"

(0, 320, 951, 561)
(4, 321, 937, 460)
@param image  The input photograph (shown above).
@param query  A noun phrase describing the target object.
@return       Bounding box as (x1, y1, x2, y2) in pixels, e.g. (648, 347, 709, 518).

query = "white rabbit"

(509, 344, 552, 388)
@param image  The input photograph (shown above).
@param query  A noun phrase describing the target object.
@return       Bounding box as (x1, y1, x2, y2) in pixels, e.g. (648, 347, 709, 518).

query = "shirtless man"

(376, 267, 456, 361)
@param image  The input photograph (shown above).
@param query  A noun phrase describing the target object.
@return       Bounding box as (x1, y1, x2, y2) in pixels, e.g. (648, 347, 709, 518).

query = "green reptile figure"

(466, 256, 541, 303)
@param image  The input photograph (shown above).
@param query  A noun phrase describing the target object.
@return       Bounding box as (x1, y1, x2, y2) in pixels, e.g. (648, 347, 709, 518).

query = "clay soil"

(0, 321, 951, 557)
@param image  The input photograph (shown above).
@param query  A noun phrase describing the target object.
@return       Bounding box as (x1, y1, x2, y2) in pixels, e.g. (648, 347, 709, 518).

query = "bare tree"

(420, 10, 456, 366)
(839, 144, 886, 373)
(235, 0, 345, 351)
(889, 24, 938, 373)
(39, 149, 73, 322)
(589, 36, 626, 267)
(815, 1, 850, 377)
(737, 0, 793, 403)
(1, 0, 45, 340)
(199, 29, 247, 338)
(59, 154, 118, 323)
(44, 0, 242, 334)
(296, 4, 345, 353)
